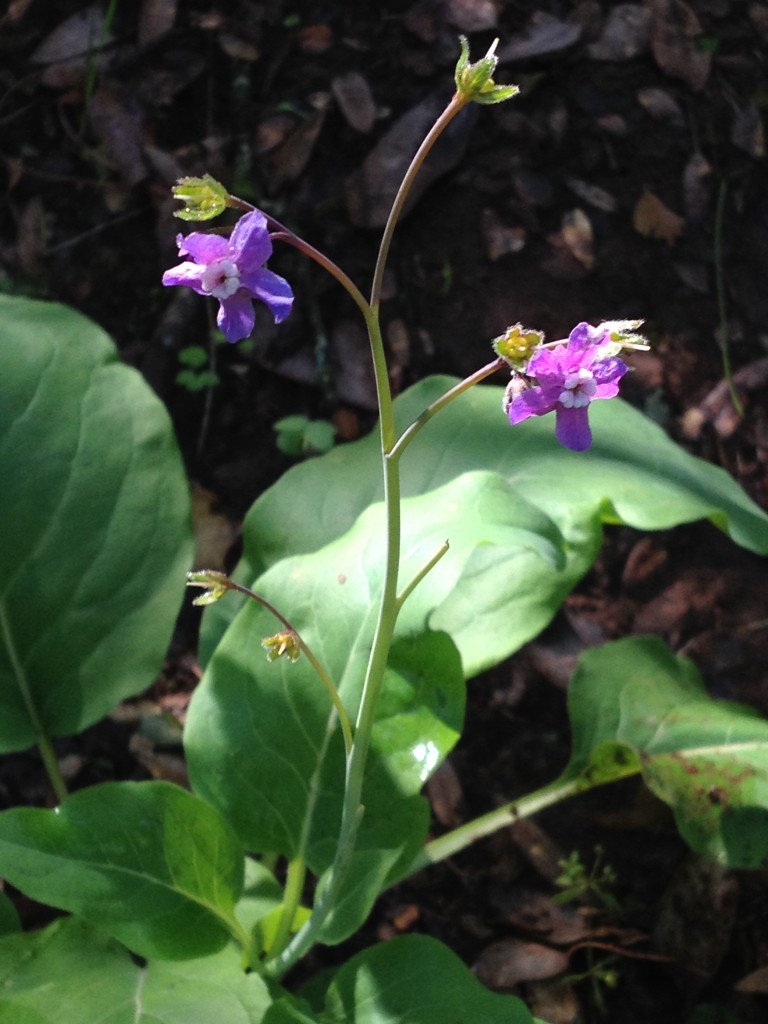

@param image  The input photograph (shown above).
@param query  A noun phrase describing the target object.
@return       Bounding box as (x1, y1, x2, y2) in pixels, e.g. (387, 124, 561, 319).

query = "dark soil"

(2, 2, 768, 1021)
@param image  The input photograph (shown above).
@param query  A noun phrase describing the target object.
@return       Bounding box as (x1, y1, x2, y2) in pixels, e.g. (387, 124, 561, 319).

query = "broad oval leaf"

(321, 934, 533, 1024)
(0, 781, 246, 959)
(0, 296, 192, 750)
(0, 916, 273, 1023)
(564, 636, 768, 869)
(186, 472, 570, 941)
(202, 376, 768, 664)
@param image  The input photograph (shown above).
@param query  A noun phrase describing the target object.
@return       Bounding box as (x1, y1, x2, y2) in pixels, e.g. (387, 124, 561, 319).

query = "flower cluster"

(502, 321, 645, 452)
(163, 210, 293, 343)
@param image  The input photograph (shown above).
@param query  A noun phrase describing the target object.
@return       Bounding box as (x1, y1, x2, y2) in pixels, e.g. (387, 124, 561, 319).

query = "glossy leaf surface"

(0, 916, 272, 1023)
(202, 376, 768, 664)
(0, 296, 192, 750)
(322, 934, 533, 1023)
(0, 781, 246, 959)
(565, 636, 768, 868)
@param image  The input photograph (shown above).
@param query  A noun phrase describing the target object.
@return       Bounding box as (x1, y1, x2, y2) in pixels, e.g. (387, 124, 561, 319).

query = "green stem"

(390, 357, 506, 461)
(396, 540, 450, 611)
(270, 854, 306, 958)
(713, 180, 744, 417)
(0, 600, 68, 803)
(227, 581, 354, 757)
(403, 768, 642, 879)
(264, 93, 472, 980)
(226, 195, 371, 323)
(370, 92, 469, 312)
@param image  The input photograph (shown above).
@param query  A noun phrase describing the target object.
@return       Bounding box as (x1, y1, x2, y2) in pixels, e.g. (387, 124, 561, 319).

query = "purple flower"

(506, 322, 628, 451)
(162, 210, 293, 343)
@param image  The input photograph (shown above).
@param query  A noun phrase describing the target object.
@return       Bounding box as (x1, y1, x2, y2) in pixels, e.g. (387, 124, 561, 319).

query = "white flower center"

(559, 367, 596, 409)
(201, 258, 240, 299)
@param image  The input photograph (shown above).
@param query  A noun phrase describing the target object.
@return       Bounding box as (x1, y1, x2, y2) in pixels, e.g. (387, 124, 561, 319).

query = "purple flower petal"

(162, 209, 295, 343)
(162, 261, 207, 294)
(229, 210, 273, 274)
(217, 290, 256, 343)
(507, 388, 557, 424)
(505, 319, 635, 451)
(242, 267, 294, 323)
(177, 232, 229, 263)
(555, 405, 591, 451)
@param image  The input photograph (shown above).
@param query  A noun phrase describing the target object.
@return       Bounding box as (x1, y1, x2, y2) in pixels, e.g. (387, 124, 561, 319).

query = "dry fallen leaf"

(473, 938, 569, 989)
(633, 187, 685, 245)
(31, 5, 113, 89)
(648, 0, 711, 91)
(138, 0, 177, 48)
(561, 208, 594, 269)
(269, 93, 330, 187)
(588, 3, 651, 61)
(445, 0, 498, 32)
(191, 485, 239, 570)
(331, 71, 377, 134)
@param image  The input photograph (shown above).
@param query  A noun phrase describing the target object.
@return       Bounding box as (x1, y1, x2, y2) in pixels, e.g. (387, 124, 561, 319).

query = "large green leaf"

(0, 296, 192, 750)
(202, 376, 768, 663)
(321, 935, 532, 1024)
(0, 916, 273, 1023)
(564, 636, 768, 868)
(186, 471, 574, 941)
(0, 781, 246, 959)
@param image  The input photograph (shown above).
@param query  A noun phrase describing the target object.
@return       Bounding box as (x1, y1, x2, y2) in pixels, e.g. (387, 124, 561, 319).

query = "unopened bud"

(493, 323, 545, 370)
(172, 175, 230, 221)
(186, 569, 232, 605)
(454, 36, 520, 106)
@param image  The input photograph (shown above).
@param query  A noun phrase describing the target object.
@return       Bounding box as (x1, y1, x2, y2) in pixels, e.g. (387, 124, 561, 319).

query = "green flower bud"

(172, 175, 230, 221)
(454, 36, 520, 106)
(493, 323, 545, 370)
(186, 569, 231, 605)
(262, 630, 301, 664)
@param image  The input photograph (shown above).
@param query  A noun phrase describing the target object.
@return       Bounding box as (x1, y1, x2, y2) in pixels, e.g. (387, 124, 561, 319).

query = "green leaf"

(178, 345, 210, 368)
(0, 781, 247, 959)
(0, 916, 273, 1023)
(202, 376, 768, 663)
(0, 296, 192, 751)
(322, 934, 533, 1023)
(187, 471, 572, 940)
(0, 891, 20, 936)
(564, 637, 768, 868)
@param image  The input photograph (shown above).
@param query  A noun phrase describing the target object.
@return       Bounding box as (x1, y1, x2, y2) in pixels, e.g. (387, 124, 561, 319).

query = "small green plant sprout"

(175, 344, 220, 392)
(553, 846, 620, 910)
(273, 414, 335, 456)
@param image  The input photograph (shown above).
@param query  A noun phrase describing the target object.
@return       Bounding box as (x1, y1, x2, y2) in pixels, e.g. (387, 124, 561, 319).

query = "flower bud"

(493, 323, 545, 370)
(171, 175, 230, 221)
(186, 569, 232, 605)
(454, 36, 520, 106)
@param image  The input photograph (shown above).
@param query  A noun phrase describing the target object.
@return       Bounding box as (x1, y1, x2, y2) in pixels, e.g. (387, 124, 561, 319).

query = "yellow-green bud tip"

(172, 175, 230, 222)
(493, 323, 545, 369)
(186, 569, 232, 605)
(454, 36, 520, 106)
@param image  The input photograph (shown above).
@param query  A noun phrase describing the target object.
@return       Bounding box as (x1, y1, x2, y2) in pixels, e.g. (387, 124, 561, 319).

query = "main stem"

(266, 95, 470, 979)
